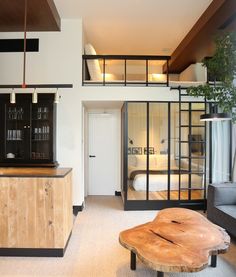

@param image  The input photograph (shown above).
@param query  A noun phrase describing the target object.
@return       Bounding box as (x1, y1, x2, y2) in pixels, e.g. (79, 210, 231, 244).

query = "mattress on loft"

(132, 173, 203, 192)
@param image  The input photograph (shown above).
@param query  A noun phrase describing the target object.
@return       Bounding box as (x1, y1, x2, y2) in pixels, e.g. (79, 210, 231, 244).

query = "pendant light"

(22, 0, 28, 88)
(32, 88, 37, 103)
(10, 89, 16, 104)
(200, 104, 231, 122)
(54, 88, 59, 104)
(200, 113, 231, 121)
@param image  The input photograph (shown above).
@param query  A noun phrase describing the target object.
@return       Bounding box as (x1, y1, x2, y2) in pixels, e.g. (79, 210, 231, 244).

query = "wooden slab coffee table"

(119, 208, 230, 277)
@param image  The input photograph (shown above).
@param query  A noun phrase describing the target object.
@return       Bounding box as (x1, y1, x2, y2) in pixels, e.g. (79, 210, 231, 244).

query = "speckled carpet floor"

(0, 196, 235, 277)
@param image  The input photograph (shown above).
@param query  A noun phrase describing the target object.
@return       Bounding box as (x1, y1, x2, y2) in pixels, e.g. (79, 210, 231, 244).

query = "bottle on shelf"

(8, 107, 24, 120)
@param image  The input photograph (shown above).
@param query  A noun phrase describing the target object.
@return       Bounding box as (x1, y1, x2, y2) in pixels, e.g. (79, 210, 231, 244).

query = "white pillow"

(155, 154, 168, 169)
(128, 155, 137, 167)
(155, 154, 176, 169)
(84, 43, 102, 81)
(136, 155, 156, 168)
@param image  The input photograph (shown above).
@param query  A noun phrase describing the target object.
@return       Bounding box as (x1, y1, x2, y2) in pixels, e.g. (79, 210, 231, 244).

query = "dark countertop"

(0, 167, 72, 178)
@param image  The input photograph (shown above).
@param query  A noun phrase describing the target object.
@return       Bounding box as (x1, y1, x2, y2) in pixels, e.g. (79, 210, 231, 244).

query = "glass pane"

(31, 104, 51, 160)
(5, 103, 27, 160)
(127, 103, 147, 200)
(102, 59, 125, 82)
(180, 103, 189, 110)
(148, 60, 166, 84)
(180, 110, 189, 126)
(191, 111, 205, 126)
(191, 103, 205, 110)
(126, 60, 146, 82)
(149, 103, 168, 200)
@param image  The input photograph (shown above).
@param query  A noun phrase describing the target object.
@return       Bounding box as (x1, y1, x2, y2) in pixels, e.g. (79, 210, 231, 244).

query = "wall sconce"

(32, 88, 38, 104)
(10, 89, 16, 104)
(128, 137, 133, 145)
(54, 88, 59, 104)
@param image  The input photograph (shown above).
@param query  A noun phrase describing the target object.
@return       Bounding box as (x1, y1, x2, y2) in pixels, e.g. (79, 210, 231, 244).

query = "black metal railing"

(82, 55, 171, 87)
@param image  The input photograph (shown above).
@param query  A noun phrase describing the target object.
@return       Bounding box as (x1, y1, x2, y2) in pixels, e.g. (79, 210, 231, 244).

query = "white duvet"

(132, 173, 203, 191)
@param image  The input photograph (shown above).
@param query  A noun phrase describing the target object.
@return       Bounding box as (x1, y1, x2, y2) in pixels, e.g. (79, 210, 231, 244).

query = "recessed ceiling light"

(162, 48, 171, 53)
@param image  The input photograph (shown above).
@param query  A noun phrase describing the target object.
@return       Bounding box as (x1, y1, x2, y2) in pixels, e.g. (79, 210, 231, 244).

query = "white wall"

(0, 19, 84, 206)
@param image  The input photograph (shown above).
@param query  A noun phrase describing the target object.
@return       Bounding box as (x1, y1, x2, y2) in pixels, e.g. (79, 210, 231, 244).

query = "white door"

(88, 113, 116, 195)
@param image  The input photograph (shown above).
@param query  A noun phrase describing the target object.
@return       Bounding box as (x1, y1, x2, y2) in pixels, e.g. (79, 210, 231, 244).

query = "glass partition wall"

(122, 101, 210, 210)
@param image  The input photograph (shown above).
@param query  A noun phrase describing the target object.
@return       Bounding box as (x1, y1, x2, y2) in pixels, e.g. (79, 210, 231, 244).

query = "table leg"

(130, 251, 136, 270)
(157, 271, 164, 277)
(211, 255, 217, 267)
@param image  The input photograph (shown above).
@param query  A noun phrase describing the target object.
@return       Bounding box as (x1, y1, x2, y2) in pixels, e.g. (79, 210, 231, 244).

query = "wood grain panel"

(0, 0, 60, 32)
(0, 172, 72, 249)
(0, 167, 72, 178)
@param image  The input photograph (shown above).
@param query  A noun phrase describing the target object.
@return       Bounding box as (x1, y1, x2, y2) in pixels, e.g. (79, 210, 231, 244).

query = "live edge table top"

(119, 208, 230, 274)
(0, 167, 72, 178)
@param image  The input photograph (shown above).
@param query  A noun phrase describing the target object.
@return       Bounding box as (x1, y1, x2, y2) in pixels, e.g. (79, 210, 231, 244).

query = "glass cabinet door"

(31, 102, 53, 161)
(5, 103, 29, 161)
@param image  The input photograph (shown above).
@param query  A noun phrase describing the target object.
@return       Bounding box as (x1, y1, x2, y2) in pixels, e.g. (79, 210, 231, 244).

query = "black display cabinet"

(0, 93, 57, 167)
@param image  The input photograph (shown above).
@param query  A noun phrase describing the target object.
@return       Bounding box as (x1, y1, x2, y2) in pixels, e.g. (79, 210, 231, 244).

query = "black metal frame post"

(146, 59, 149, 86)
(229, 121, 233, 181)
(157, 271, 164, 277)
(166, 59, 169, 87)
(146, 102, 150, 200)
(211, 254, 217, 267)
(124, 103, 128, 203)
(103, 58, 105, 86)
(204, 98, 207, 208)
(130, 251, 136, 270)
(168, 102, 171, 200)
(178, 87, 182, 200)
(188, 102, 192, 200)
(124, 59, 127, 86)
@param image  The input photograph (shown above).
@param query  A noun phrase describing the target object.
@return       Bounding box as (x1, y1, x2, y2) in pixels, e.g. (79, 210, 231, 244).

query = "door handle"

(89, 155, 96, 158)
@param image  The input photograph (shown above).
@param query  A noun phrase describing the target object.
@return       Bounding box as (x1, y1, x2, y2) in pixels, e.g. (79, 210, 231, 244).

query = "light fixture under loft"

(10, 89, 15, 104)
(54, 89, 60, 104)
(32, 88, 37, 104)
(200, 113, 232, 122)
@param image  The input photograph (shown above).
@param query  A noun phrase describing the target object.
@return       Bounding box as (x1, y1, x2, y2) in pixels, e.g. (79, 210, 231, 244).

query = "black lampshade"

(200, 113, 231, 122)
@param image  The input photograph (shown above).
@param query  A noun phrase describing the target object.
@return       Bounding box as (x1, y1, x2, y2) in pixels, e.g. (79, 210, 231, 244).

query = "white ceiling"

(54, 0, 212, 55)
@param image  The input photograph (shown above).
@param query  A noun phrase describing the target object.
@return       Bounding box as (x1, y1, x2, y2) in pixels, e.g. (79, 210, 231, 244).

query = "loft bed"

(82, 43, 208, 87)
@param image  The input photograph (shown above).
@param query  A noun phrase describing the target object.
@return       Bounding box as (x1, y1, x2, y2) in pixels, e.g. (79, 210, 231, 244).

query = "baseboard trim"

(115, 191, 121, 196)
(0, 231, 72, 257)
(73, 202, 84, 216)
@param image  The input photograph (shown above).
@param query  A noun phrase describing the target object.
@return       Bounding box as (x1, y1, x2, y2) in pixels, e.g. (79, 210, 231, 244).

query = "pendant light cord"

(22, 0, 28, 88)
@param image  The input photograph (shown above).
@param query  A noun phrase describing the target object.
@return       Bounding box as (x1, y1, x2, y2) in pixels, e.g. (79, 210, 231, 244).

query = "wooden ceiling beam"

(165, 0, 236, 73)
(0, 0, 61, 32)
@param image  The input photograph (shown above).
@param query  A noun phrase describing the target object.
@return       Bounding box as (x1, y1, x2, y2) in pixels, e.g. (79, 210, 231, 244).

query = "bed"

(128, 154, 203, 192)
(84, 43, 208, 87)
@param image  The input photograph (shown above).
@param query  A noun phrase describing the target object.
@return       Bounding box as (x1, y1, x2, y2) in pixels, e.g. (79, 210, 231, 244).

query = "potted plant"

(187, 31, 236, 121)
